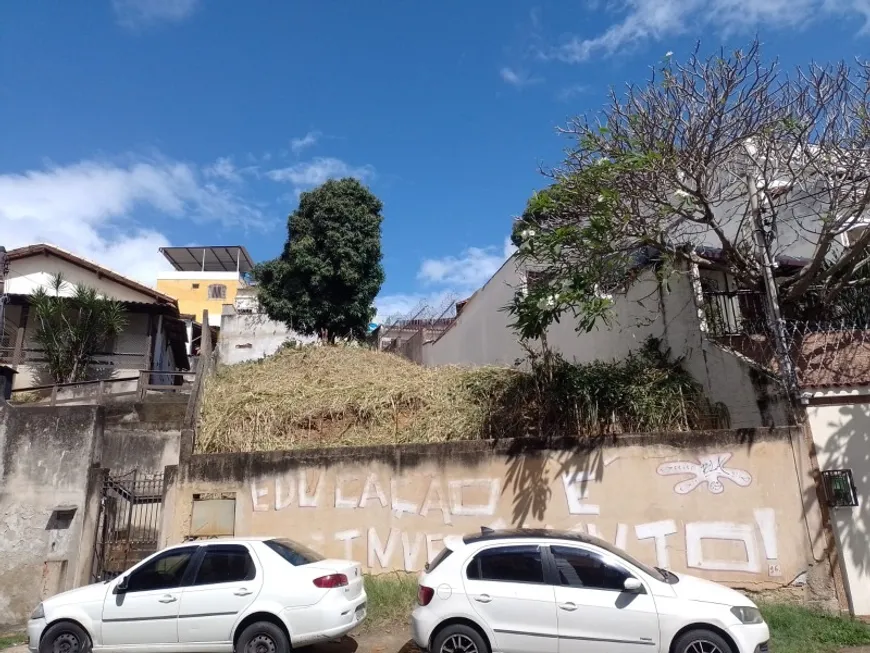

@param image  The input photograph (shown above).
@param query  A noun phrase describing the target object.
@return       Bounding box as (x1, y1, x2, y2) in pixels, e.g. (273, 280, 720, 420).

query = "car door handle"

(234, 588, 253, 596)
(473, 594, 492, 604)
(559, 602, 578, 612)
(158, 595, 177, 603)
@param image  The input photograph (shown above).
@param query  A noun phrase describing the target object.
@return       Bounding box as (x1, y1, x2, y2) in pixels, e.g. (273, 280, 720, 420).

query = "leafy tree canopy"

(30, 273, 127, 384)
(255, 178, 385, 341)
(510, 40, 870, 341)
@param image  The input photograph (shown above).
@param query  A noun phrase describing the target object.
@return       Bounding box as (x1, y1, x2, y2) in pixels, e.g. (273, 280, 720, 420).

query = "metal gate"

(91, 471, 164, 582)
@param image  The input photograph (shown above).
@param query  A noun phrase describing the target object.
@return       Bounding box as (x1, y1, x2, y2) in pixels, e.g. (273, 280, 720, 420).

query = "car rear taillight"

(313, 574, 348, 588)
(418, 585, 434, 606)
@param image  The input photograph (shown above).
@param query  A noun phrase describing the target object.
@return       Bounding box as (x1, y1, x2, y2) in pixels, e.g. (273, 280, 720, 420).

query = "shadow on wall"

(809, 404, 870, 576)
(502, 431, 762, 529)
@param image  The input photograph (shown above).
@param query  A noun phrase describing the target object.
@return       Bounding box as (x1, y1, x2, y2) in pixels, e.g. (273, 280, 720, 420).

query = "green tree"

(256, 178, 385, 341)
(511, 40, 870, 341)
(30, 273, 127, 384)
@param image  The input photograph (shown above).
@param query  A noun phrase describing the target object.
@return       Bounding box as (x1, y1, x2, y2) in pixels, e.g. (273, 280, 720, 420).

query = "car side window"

(551, 545, 633, 591)
(126, 548, 196, 593)
(193, 545, 256, 586)
(466, 545, 545, 584)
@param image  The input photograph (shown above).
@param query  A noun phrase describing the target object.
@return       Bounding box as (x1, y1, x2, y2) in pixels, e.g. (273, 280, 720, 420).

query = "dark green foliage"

(469, 337, 725, 439)
(30, 273, 127, 384)
(255, 178, 385, 341)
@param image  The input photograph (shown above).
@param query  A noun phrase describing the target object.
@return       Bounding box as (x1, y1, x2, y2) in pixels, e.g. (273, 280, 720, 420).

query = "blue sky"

(2, 0, 869, 321)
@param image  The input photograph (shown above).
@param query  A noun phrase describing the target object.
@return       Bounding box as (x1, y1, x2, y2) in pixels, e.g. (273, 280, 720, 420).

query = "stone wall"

(167, 428, 838, 608)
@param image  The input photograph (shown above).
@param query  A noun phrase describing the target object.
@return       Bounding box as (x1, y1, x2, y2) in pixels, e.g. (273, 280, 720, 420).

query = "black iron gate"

(91, 471, 164, 582)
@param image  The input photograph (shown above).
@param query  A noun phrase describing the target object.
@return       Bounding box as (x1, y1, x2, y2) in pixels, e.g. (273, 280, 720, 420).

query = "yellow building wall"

(156, 277, 242, 323)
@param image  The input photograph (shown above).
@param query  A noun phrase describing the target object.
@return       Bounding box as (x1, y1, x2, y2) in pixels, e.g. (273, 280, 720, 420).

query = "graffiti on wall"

(657, 453, 752, 494)
(246, 451, 782, 577)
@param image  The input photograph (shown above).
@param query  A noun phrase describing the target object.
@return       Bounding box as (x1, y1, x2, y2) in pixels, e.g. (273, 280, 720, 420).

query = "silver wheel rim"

(246, 634, 276, 653)
(686, 640, 723, 653)
(53, 633, 80, 653)
(440, 633, 479, 653)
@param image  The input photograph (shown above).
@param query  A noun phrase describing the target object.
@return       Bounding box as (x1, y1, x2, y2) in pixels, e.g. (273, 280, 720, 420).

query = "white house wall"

(424, 256, 783, 429)
(656, 263, 789, 429)
(5, 255, 157, 303)
(424, 257, 665, 368)
(13, 312, 153, 390)
(218, 313, 317, 365)
(807, 391, 870, 615)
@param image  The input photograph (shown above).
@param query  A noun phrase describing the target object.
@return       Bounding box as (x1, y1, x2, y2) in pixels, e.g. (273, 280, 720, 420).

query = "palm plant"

(29, 273, 127, 384)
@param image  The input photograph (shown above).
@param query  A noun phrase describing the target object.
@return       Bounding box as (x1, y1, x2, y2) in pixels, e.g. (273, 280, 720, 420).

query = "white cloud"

(374, 238, 516, 323)
(112, 0, 199, 28)
(500, 66, 543, 88)
(203, 156, 242, 183)
(266, 157, 376, 195)
(290, 131, 322, 154)
(419, 237, 516, 289)
(556, 83, 589, 101)
(550, 0, 868, 62)
(0, 155, 265, 285)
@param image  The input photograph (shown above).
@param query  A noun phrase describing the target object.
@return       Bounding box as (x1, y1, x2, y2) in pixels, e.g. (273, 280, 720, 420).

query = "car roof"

(462, 528, 607, 547)
(166, 536, 275, 549)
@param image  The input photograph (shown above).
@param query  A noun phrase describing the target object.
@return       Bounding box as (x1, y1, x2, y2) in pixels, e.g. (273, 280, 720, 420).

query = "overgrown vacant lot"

(197, 341, 717, 454)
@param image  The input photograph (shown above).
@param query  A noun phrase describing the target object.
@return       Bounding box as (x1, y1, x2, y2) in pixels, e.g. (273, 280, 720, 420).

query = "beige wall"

(807, 390, 870, 615)
(168, 430, 831, 598)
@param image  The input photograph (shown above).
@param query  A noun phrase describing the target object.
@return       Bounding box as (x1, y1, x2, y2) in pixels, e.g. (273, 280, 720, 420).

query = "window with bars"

(207, 284, 227, 300)
(524, 269, 552, 295)
(821, 469, 859, 508)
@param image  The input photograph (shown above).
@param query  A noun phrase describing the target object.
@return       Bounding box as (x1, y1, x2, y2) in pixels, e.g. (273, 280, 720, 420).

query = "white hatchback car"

(412, 529, 770, 653)
(28, 537, 366, 653)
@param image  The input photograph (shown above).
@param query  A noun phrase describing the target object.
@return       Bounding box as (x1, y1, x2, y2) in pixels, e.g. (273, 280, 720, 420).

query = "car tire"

(672, 628, 735, 653)
(237, 621, 291, 653)
(432, 624, 489, 653)
(39, 621, 92, 653)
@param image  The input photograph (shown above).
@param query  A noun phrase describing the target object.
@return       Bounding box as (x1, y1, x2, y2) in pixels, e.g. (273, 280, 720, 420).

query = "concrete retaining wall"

(0, 402, 104, 626)
(167, 428, 838, 609)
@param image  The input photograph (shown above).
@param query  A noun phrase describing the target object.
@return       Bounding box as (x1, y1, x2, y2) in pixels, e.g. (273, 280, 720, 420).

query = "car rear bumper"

(287, 591, 367, 648)
(411, 606, 437, 650)
(728, 621, 771, 653)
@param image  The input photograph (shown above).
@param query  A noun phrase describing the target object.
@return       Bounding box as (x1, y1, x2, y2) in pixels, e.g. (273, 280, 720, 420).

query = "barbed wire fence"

(701, 286, 870, 392)
(377, 294, 460, 363)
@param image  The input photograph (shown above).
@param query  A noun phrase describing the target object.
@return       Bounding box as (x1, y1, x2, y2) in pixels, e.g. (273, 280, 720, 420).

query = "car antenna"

(481, 526, 494, 535)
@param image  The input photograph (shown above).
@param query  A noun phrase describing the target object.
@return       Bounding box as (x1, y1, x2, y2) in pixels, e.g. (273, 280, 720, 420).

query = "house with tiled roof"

(0, 243, 190, 391)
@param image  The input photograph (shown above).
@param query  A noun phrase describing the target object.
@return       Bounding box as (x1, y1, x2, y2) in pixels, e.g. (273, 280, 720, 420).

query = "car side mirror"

(623, 577, 643, 593)
(113, 576, 129, 595)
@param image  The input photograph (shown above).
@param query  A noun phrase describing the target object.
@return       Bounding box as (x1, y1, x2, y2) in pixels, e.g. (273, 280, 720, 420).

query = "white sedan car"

(412, 529, 769, 653)
(28, 537, 366, 653)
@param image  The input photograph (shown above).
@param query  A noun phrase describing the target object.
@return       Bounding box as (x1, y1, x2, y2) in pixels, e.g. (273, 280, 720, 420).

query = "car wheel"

(39, 622, 91, 653)
(237, 621, 290, 653)
(673, 628, 735, 653)
(432, 624, 489, 653)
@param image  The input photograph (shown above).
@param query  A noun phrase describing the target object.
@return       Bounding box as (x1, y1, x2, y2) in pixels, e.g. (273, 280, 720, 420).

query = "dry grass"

(197, 342, 715, 454)
(197, 345, 520, 453)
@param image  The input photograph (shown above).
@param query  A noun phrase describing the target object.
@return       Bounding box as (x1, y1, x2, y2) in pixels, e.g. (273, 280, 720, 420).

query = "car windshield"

(265, 538, 325, 566)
